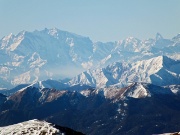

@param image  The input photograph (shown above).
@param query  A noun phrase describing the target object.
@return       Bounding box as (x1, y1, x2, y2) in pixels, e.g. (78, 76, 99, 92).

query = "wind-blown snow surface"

(0, 119, 60, 135)
(0, 119, 84, 135)
(0, 28, 180, 89)
(68, 56, 180, 88)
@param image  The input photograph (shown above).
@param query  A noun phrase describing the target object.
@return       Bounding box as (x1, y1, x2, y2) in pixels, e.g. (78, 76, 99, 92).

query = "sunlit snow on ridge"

(0, 119, 60, 135)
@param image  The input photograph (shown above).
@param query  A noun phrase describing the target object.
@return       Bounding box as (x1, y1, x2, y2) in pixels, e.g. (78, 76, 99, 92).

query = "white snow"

(0, 119, 62, 135)
(28, 53, 47, 68)
(164, 85, 180, 94)
(66, 38, 74, 47)
(0, 28, 180, 89)
(48, 28, 59, 39)
(1, 33, 14, 49)
(69, 56, 176, 88)
(6, 33, 24, 51)
(95, 87, 121, 99)
(125, 83, 151, 98)
(81, 61, 93, 69)
(153, 132, 180, 135)
(0, 67, 9, 74)
(80, 89, 92, 97)
(17, 79, 65, 93)
(92, 82, 151, 101)
(11, 71, 31, 85)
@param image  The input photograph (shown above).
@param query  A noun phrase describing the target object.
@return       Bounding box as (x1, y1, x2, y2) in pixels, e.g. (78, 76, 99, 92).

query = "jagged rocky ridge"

(0, 83, 180, 135)
(68, 56, 180, 88)
(1, 55, 180, 96)
(0, 28, 180, 89)
(2, 55, 180, 96)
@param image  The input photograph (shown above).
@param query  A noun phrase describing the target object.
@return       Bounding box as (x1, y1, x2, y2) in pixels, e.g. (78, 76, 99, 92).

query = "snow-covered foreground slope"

(0, 119, 84, 135)
(69, 56, 180, 88)
(0, 28, 180, 89)
(0, 119, 59, 135)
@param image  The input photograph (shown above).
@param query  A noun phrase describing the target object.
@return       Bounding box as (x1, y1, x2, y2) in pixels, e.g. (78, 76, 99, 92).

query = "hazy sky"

(0, 0, 180, 42)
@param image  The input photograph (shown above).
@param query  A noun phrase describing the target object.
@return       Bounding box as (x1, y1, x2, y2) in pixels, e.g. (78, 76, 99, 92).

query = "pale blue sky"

(0, 0, 180, 42)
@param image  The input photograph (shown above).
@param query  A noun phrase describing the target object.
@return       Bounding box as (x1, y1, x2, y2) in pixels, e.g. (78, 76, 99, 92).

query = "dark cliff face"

(54, 124, 85, 135)
(0, 85, 180, 135)
(0, 93, 6, 106)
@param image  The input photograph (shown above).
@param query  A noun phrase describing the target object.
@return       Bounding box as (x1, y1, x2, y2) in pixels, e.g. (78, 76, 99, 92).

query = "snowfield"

(0, 119, 61, 135)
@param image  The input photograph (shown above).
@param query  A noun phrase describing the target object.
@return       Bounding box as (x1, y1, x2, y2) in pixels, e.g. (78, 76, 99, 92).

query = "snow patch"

(0, 119, 61, 135)
(80, 90, 92, 97)
(125, 83, 151, 98)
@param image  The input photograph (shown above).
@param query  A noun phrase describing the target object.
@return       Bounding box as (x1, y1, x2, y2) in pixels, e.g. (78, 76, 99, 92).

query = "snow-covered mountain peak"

(0, 29, 180, 89)
(69, 55, 180, 88)
(80, 84, 147, 100)
(17, 79, 68, 93)
(125, 36, 140, 43)
(1, 33, 14, 49)
(114, 36, 141, 52)
(6, 33, 25, 52)
(2, 33, 14, 41)
(47, 27, 59, 37)
(123, 82, 151, 98)
(172, 33, 180, 42)
(117, 39, 122, 43)
(156, 33, 163, 40)
(0, 31, 27, 51)
(0, 28, 96, 88)
(132, 55, 163, 69)
(121, 82, 174, 99)
(93, 83, 157, 100)
(18, 30, 27, 35)
(132, 55, 177, 73)
(40, 28, 87, 40)
(96, 82, 151, 101)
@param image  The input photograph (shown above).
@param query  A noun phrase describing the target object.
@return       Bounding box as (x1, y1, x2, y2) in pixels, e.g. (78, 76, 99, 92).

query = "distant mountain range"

(0, 28, 180, 89)
(0, 82, 180, 135)
(1, 55, 179, 96)
(69, 56, 180, 88)
(0, 28, 180, 135)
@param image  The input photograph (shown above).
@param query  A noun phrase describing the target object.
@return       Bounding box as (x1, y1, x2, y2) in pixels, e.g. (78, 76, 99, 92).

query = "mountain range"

(0, 82, 180, 135)
(1, 55, 179, 96)
(68, 56, 180, 88)
(0, 28, 180, 89)
(0, 28, 180, 135)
